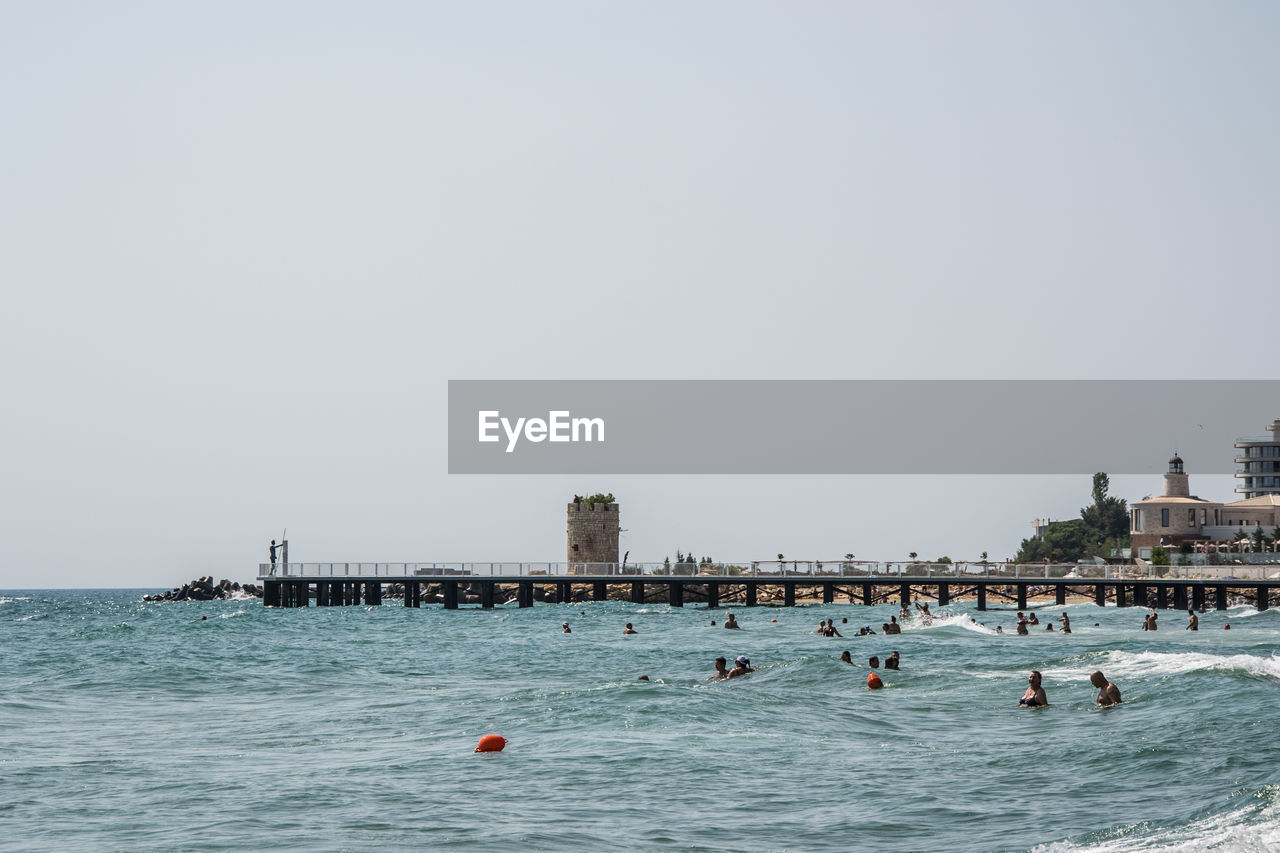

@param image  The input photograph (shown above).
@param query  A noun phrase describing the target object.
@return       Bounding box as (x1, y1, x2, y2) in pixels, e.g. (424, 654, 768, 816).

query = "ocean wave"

(1035, 785, 1280, 852)
(901, 612, 999, 635)
(1042, 650, 1280, 682)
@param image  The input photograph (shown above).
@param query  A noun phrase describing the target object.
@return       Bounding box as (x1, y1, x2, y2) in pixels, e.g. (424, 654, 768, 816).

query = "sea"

(2, 589, 1279, 852)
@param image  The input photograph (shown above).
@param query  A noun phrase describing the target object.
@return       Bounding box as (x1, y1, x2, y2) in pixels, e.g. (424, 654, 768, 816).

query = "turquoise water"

(3, 590, 1279, 852)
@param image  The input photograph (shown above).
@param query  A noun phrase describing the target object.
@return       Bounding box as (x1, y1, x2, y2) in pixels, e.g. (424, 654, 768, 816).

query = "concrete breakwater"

(143, 577, 263, 602)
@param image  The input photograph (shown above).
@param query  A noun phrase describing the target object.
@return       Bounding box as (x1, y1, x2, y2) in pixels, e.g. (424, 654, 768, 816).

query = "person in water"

(887, 615, 902, 634)
(1016, 613, 1029, 635)
(839, 651, 854, 665)
(562, 622, 571, 633)
(1148, 610, 1158, 631)
(727, 655, 753, 678)
(712, 656, 730, 679)
(825, 619, 843, 637)
(1090, 670, 1122, 705)
(622, 623, 638, 635)
(1019, 670, 1048, 707)
(1058, 612, 1071, 634)
(868, 655, 880, 669)
(724, 613, 740, 629)
(1027, 612, 1040, 625)
(995, 625, 1004, 634)
(884, 651, 900, 670)
(1186, 609, 1198, 631)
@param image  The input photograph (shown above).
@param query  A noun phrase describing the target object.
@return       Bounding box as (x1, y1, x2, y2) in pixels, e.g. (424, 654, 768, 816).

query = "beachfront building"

(1130, 450, 1280, 559)
(1235, 418, 1280, 499)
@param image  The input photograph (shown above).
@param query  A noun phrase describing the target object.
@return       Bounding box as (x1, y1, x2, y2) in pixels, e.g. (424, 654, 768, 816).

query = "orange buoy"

(867, 673, 883, 690)
(771, 618, 777, 622)
(475, 734, 507, 753)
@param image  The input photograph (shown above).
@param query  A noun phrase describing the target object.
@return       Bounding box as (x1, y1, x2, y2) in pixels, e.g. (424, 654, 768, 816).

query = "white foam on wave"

(1034, 785, 1280, 852)
(904, 612, 999, 635)
(1041, 649, 1280, 682)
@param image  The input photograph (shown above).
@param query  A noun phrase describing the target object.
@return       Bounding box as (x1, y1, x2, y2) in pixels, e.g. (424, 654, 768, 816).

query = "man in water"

(622, 623, 637, 635)
(839, 651, 854, 665)
(1019, 670, 1048, 707)
(1027, 612, 1040, 625)
(724, 613, 740, 629)
(1058, 612, 1071, 634)
(562, 622, 571, 633)
(887, 615, 902, 634)
(1148, 610, 1158, 631)
(727, 655, 753, 678)
(995, 625, 1004, 634)
(1090, 670, 1122, 705)
(1186, 609, 1198, 631)
(1016, 613, 1029, 635)
(899, 602, 910, 619)
(868, 655, 880, 669)
(712, 657, 730, 679)
(885, 651, 900, 670)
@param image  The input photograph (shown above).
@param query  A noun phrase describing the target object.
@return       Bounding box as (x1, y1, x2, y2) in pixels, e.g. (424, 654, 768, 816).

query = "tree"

(1151, 546, 1171, 566)
(979, 551, 989, 563)
(1080, 473, 1130, 542)
(908, 552, 918, 561)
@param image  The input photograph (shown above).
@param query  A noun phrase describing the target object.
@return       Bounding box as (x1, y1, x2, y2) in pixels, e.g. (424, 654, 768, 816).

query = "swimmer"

(1058, 612, 1071, 634)
(995, 625, 1004, 634)
(816, 620, 828, 635)
(637, 675, 650, 681)
(882, 623, 892, 634)
(1141, 613, 1151, 631)
(888, 615, 901, 634)
(868, 655, 880, 669)
(842, 617, 848, 624)
(1224, 623, 1231, 630)
(710, 620, 716, 627)
(712, 657, 730, 680)
(622, 622, 638, 635)
(1149, 610, 1158, 631)
(200, 616, 207, 621)
(1090, 670, 1121, 706)
(884, 651, 900, 671)
(727, 655, 753, 678)
(724, 613, 740, 630)
(1027, 612, 1040, 625)
(839, 650, 854, 665)
(1186, 610, 1198, 631)
(1045, 623, 1054, 631)
(1019, 670, 1048, 707)
(827, 619, 843, 638)
(899, 603, 910, 619)
(1016, 613, 1029, 635)
(562, 622, 571, 633)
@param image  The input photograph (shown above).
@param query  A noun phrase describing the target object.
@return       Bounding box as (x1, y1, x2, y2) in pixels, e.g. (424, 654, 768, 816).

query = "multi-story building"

(1235, 418, 1280, 499)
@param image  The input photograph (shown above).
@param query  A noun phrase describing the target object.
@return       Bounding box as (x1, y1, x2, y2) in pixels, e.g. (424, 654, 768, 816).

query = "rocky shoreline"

(143, 577, 263, 602)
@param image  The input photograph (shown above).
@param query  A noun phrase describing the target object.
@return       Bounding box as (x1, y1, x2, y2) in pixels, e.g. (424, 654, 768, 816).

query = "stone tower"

(566, 497, 620, 569)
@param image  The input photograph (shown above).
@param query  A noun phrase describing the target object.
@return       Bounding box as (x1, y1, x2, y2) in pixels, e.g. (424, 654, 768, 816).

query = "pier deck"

(258, 561, 1280, 611)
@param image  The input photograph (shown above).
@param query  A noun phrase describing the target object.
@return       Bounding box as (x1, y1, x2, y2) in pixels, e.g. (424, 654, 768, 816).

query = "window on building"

(1161, 509, 1170, 527)
(1188, 508, 1195, 525)
(1132, 509, 1142, 532)
(1200, 509, 1207, 526)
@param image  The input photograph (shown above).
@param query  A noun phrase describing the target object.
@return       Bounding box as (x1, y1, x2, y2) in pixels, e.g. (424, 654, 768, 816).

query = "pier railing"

(259, 560, 1280, 582)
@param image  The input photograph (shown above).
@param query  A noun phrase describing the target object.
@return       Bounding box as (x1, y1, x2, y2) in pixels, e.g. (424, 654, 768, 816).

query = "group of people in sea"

(1019, 669, 1122, 707)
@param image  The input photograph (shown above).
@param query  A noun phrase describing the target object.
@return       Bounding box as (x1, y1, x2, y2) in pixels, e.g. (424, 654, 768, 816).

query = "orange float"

(475, 734, 508, 753)
(866, 673, 883, 690)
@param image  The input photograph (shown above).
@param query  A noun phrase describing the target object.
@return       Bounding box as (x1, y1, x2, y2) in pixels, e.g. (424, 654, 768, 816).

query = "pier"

(259, 561, 1279, 612)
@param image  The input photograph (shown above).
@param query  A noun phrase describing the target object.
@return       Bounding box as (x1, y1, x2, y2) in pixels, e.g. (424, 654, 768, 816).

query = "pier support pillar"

(1257, 587, 1269, 611)
(480, 582, 495, 609)
(405, 581, 417, 607)
(593, 581, 607, 602)
(1016, 584, 1027, 611)
(1173, 585, 1188, 611)
(1215, 585, 1227, 611)
(669, 582, 684, 608)
(823, 583, 834, 605)
(861, 583, 873, 606)
(937, 583, 949, 607)
(315, 581, 328, 606)
(264, 581, 280, 608)
(1192, 585, 1205, 612)
(1157, 585, 1168, 609)
(518, 582, 533, 608)
(557, 581, 571, 604)
(706, 582, 719, 609)
(1055, 585, 1066, 606)
(1094, 584, 1106, 607)
(784, 584, 795, 607)
(746, 584, 758, 607)
(1134, 583, 1148, 608)
(1116, 584, 1128, 608)
(899, 584, 911, 609)
(976, 585, 987, 611)
(631, 582, 645, 604)
(443, 582, 458, 610)
(298, 583, 309, 607)
(367, 582, 381, 606)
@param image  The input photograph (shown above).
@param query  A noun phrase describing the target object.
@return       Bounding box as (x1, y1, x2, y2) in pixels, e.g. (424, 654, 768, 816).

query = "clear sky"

(2, 2, 1276, 588)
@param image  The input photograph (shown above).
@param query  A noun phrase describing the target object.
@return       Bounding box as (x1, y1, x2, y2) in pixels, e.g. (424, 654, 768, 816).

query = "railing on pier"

(259, 560, 1280, 582)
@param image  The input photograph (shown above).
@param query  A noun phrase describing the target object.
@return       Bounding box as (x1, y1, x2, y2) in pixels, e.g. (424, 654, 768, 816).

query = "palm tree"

(908, 551, 918, 561)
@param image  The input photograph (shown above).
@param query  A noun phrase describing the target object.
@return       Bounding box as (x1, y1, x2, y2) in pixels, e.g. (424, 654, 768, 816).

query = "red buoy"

(475, 734, 507, 753)
(867, 673, 883, 690)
